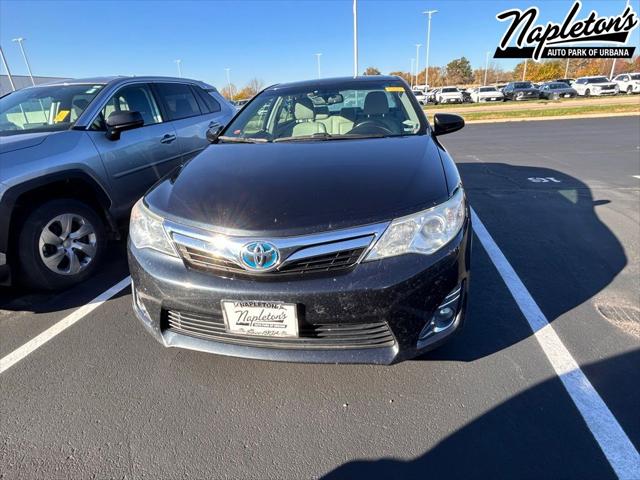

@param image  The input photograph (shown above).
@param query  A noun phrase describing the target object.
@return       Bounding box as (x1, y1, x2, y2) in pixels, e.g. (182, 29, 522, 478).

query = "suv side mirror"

(433, 113, 465, 136)
(106, 111, 144, 140)
(206, 123, 224, 143)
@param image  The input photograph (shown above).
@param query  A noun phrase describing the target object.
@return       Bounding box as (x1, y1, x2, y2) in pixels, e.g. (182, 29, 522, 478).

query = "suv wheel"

(627, 86, 633, 94)
(585, 89, 591, 97)
(18, 199, 106, 290)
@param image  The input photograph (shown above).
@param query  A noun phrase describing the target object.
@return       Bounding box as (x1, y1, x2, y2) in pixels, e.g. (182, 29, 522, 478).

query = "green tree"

(445, 57, 473, 84)
(363, 67, 381, 76)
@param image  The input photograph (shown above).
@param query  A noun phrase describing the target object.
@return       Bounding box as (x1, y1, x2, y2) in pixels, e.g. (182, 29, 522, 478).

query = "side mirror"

(206, 123, 224, 143)
(106, 111, 144, 141)
(433, 113, 465, 136)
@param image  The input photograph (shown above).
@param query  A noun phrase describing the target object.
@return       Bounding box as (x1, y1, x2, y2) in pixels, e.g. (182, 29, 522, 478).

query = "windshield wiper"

(274, 132, 391, 143)
(274, 133, 332, 143)
(217, 135, 268, 144)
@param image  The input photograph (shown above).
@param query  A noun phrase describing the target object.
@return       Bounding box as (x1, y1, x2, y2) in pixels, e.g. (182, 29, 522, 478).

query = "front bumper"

(128, 219, 471, 365)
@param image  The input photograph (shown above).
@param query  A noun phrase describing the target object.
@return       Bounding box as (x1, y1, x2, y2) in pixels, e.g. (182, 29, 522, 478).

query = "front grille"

(164, 309, 395, 349)
(177, 245, 365, 276)
(278, 248, 365, 274)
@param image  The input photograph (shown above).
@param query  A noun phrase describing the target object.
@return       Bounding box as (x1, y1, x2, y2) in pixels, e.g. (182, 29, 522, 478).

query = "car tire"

(18, 199, 106, 290)
(551, 93, 559, 100)
(585, 89, 591, 97)
(627, 86, 633, 95)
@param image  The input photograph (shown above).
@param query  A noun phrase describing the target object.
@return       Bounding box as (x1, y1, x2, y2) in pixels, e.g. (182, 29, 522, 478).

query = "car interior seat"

(358, 91, 401, 134)
(292, 97, 327, 136)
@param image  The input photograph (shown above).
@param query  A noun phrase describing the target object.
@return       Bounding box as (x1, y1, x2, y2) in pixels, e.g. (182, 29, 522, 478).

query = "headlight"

(129, 199, 177, 256)
(365, 187, 466, 261)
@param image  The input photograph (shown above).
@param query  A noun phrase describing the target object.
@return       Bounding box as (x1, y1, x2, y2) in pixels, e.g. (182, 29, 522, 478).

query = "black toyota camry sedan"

(128, 76, 471, 364)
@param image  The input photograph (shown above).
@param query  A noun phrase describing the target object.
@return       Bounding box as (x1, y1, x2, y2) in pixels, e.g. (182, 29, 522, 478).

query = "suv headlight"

(365, 187, 466, 261)
(129, 199, 177, 256)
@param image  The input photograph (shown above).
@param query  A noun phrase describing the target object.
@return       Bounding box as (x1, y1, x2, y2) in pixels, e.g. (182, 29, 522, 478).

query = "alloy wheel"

(38, 213, 98, 275)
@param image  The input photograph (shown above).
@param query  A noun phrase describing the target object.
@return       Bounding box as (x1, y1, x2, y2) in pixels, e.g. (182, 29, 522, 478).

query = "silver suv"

(0, 76, 234, 289)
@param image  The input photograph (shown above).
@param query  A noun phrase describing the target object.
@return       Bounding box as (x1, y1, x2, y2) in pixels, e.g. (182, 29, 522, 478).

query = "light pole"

(610, 0, 631, 78)
(174, 59, 182, 78)
(483, 51, 490, 86)
(414, 44, 422, 88)
(353, 0, 358, 77)
(225, 68, 232, 99)
(315, 53, 322, 79)
(423, 10, 437, 90)
(0, 46, 16, 91)
(410, 58, 415, 88)
(565, 58, 570, 78)
(522, 59, 528, 81)
(12, 37, 35, 86)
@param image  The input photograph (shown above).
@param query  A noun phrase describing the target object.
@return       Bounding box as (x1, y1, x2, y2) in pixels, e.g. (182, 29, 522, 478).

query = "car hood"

(0, 131, 51, 154)
(146, 135, 450, 236)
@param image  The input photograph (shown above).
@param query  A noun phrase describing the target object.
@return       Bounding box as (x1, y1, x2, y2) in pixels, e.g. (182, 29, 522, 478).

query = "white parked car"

(572, 76, 619, 96)
(434, 87, 464, 104)
(470, 86, 504, 103)
(411, 88, 428, 105)
(612, 72, 640, 94)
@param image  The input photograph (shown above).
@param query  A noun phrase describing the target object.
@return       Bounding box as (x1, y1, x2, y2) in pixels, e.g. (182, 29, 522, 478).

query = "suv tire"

(18, 199, 106, 290)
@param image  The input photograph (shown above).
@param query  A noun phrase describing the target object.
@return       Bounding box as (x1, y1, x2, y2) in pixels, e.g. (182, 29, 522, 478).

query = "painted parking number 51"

(527, 177, 561, 183)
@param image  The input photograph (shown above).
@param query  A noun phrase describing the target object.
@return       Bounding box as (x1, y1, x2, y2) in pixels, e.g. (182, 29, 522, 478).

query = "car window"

(1, 84, 104, 136)
(630, 74, 640, 80)
(193, 85, 222, 113)
(155, 83, 202, 120)
(441, 88, 458, 93)
(91, 83, 162, 130)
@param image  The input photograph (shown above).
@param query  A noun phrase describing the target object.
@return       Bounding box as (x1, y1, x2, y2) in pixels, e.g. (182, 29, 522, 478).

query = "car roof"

(27, 75, 217, 90)
(267, 75, 405, 91)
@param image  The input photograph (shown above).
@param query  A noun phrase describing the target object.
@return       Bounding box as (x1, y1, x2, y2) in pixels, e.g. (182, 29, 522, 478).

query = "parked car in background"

(0, 76, 235, 289)
(555, 78, 575, 86)
(502, 82, 540, 101)
(470, 86, 504, 102)
(459, 88, 473, 103)
(572, 76, 619, 96)
(538, 82, 578, 99)
(612, 72, 640, 94)
(494, 83, 508, 93)
(128, 75, 470, 364)
(426, 88, 439, 104)
(434, 87, 464, 104)
(232, 99, 251, 109)
(411, 88, 428, 105)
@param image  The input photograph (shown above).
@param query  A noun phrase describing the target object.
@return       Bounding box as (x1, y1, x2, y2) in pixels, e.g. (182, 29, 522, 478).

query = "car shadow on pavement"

(322, 349, 638, 480)
(0, 239, 129, 314)
(417, 163, 627, 363)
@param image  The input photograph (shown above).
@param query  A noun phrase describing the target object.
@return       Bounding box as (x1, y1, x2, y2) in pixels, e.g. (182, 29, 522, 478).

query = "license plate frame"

(221, 300, 299, 338)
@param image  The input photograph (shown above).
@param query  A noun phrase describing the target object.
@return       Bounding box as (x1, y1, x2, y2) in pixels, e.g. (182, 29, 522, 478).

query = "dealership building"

(1, 74, 71, 96)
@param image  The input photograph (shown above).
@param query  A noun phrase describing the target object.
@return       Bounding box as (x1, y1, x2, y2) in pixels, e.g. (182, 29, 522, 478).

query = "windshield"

(0, 84, 104, 136)
(514, 82, 533, 89)
(479, 87, 497, 92)
(441, 88, 458, 93)
(587, 77, 609, 83)
(221, 80, 425, 142)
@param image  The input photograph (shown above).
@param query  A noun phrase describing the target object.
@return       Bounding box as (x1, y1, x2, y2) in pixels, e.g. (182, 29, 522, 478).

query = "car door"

(86, 82, 181, 215)
(153, 82, 224, 163)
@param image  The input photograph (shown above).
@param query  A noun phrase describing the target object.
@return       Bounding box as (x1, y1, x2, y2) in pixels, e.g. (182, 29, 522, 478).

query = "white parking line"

(633, 175, 640, 179)
(471, 208, 640, 480)
(0, 276, 131, 374)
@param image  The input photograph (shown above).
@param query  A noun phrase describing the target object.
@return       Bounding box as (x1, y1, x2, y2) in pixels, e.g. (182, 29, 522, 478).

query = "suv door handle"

(160, 133, 176, 144)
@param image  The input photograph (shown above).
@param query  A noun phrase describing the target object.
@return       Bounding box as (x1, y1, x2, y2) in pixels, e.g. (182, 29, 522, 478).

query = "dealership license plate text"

(221, 300, 299, 337)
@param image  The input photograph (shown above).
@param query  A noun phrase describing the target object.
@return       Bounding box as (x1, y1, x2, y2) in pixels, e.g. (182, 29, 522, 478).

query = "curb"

(461, 112, 640, 124)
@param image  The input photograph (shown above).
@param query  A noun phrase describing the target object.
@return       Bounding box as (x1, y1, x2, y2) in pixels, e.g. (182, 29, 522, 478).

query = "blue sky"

(1, 0, 638, 88)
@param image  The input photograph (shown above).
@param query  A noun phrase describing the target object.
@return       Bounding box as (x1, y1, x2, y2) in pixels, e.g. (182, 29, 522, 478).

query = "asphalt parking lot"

(1, 116, 639, 479)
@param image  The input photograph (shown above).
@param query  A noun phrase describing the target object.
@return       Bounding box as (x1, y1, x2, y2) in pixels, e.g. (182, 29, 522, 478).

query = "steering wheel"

(349, 120, 394, 136)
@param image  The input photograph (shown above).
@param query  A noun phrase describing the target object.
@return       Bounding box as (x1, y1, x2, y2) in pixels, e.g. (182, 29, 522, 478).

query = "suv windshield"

(479, 87, 497, 92)
(513, 82, 533, 89)
(220, 80, 424, 142)
(0, 84, 104, 136)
